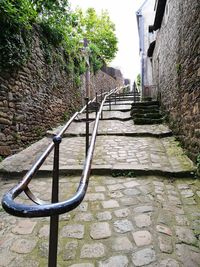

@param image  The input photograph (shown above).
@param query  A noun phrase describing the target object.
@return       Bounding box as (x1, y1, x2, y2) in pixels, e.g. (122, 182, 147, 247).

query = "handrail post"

(134, 88, 136, 103)
(109, 91, 111, 111)
(95, 92, 98, 118)
(85, 97, 89, 156)
(101, 89, 103, 120)
(48, 136, 62, 267)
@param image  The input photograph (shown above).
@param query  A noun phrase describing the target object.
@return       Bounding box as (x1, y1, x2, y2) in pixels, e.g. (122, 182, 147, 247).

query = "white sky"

(69, 0, 145, 84)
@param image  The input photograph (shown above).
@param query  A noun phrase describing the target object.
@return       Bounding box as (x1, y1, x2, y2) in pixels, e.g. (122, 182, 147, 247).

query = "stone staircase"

(131, 101, 164, 125)
(0, 92, 195, 177)
(0, 91, 199, 267)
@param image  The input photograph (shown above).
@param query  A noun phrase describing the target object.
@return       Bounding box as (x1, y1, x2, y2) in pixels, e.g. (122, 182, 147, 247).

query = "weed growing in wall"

(197, 153, 200, 176)
(176, 63, 182, 76)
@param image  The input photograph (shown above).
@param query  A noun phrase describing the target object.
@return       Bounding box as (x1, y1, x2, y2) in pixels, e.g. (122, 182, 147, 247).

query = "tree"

(75, 8, 118, 63)
(136, 74, 141, 89)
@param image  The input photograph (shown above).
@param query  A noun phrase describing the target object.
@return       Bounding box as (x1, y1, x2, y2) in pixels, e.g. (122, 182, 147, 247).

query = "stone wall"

(152, 0, 200, 161)
(80, 70, 123, 101)
(101, 65, 124, 87)
(0, 29, 122, 157)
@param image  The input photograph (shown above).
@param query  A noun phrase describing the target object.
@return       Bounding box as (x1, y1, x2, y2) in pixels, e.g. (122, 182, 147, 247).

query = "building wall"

(0, 29, 121, 157)
(137, 0, 155, 93)
(152, 0, 200, 160)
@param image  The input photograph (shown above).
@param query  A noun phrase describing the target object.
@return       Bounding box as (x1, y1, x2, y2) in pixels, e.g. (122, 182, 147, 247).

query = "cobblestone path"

(1, 175, 200, 267)
(0, 97, 199, 266)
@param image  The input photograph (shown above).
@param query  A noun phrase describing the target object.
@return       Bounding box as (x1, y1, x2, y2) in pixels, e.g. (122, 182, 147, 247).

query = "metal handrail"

(1, 86, 123, 217)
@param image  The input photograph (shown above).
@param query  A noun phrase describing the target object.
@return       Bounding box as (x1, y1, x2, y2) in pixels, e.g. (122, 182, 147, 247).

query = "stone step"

(46, 120, 172, 138)
(0, 136, 195, 177)
(75, 111, 132, 121)
(103, 105, 131, 111)
(104, 101, 133, 106)
(131, 101, 159, 107)
(131, 109, 161, 117)
(131, 113, 163, 120)
(134, 118, 164, 125)
(1, 165, 194, 178)
(105, 97, 140, 102)
(131, 105, 160, 111)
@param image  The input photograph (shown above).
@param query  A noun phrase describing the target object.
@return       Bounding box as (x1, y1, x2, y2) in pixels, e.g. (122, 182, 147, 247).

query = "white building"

(136, 0, 155, 99)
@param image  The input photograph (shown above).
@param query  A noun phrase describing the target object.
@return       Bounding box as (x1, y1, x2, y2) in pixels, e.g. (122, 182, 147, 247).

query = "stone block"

(114, 208, 130, 218)
(12, 219, 36, 235)
(132, 230, 152, 246)
(63, 240, 78, 261)
(0, 146, 11, 156)
(60, 224, 84, 239)
(10, 238, 37, 254)
(96, 211, 112, 221)
(113, 219, 134, 233)
(102, 200, 119, 209)
(80, 243, 105, 258)
(85, 193, 105, 201)
(133, 205, 153, 213)
(112, 236, 133, 251)
(158, 235, 173, 253)
(99, 255, 129, 267)
(134, 214, 151, 228)
(90, 222, 111, 239)
(74, 213, 94, 222)
(156, 225, 172, 236)
(132, 248, 156, 266)
(176, 226, 197, 245)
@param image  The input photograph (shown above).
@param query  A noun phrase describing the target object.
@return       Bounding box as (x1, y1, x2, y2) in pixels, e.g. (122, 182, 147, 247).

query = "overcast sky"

(69, 0, 145, 84)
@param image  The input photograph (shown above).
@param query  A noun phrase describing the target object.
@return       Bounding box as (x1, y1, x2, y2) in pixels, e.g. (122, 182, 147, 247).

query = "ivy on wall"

(0, 0, 118, 83)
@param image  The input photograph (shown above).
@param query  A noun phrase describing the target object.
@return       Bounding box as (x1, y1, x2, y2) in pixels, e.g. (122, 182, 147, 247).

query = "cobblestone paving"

(0, 98, 198, 266)
(1, 175, 200, 266)
(0, 136, 194, 174)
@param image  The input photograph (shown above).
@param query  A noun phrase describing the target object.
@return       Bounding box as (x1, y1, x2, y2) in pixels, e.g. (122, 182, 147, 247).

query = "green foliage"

(0, 0, 36, 70)
(197, 153, 200, 176)
(89, 43, 103, 74)
(0, 1, 118, 83)
(0, 206, 4, 212)
(75, 8, 118, 63)
(176, 63, 182, 76)
(33, 126, 45, 137)
(136, 74, 141, 89)
(62, 111, 69, 121)
(112, 170, 136, 177)
(12, 132, 21, 143)
(0, 0, 37, 29)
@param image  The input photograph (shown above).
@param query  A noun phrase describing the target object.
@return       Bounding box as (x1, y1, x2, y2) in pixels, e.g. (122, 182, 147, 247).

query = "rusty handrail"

(1, 86, 125, 217)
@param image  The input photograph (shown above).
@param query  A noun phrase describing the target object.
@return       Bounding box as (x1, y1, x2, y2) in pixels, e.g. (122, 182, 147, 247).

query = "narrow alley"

(0, 93, 199, 267)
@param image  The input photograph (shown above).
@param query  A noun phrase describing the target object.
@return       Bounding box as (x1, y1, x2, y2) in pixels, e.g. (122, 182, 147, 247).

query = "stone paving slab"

(104, 100, 134, 105)
(0, 136, 195, 175)
(47, 120, 172, 137)
(103, 104, 131, 111)
(75, 111, 131, 121)
(0, 175, 200, 266)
